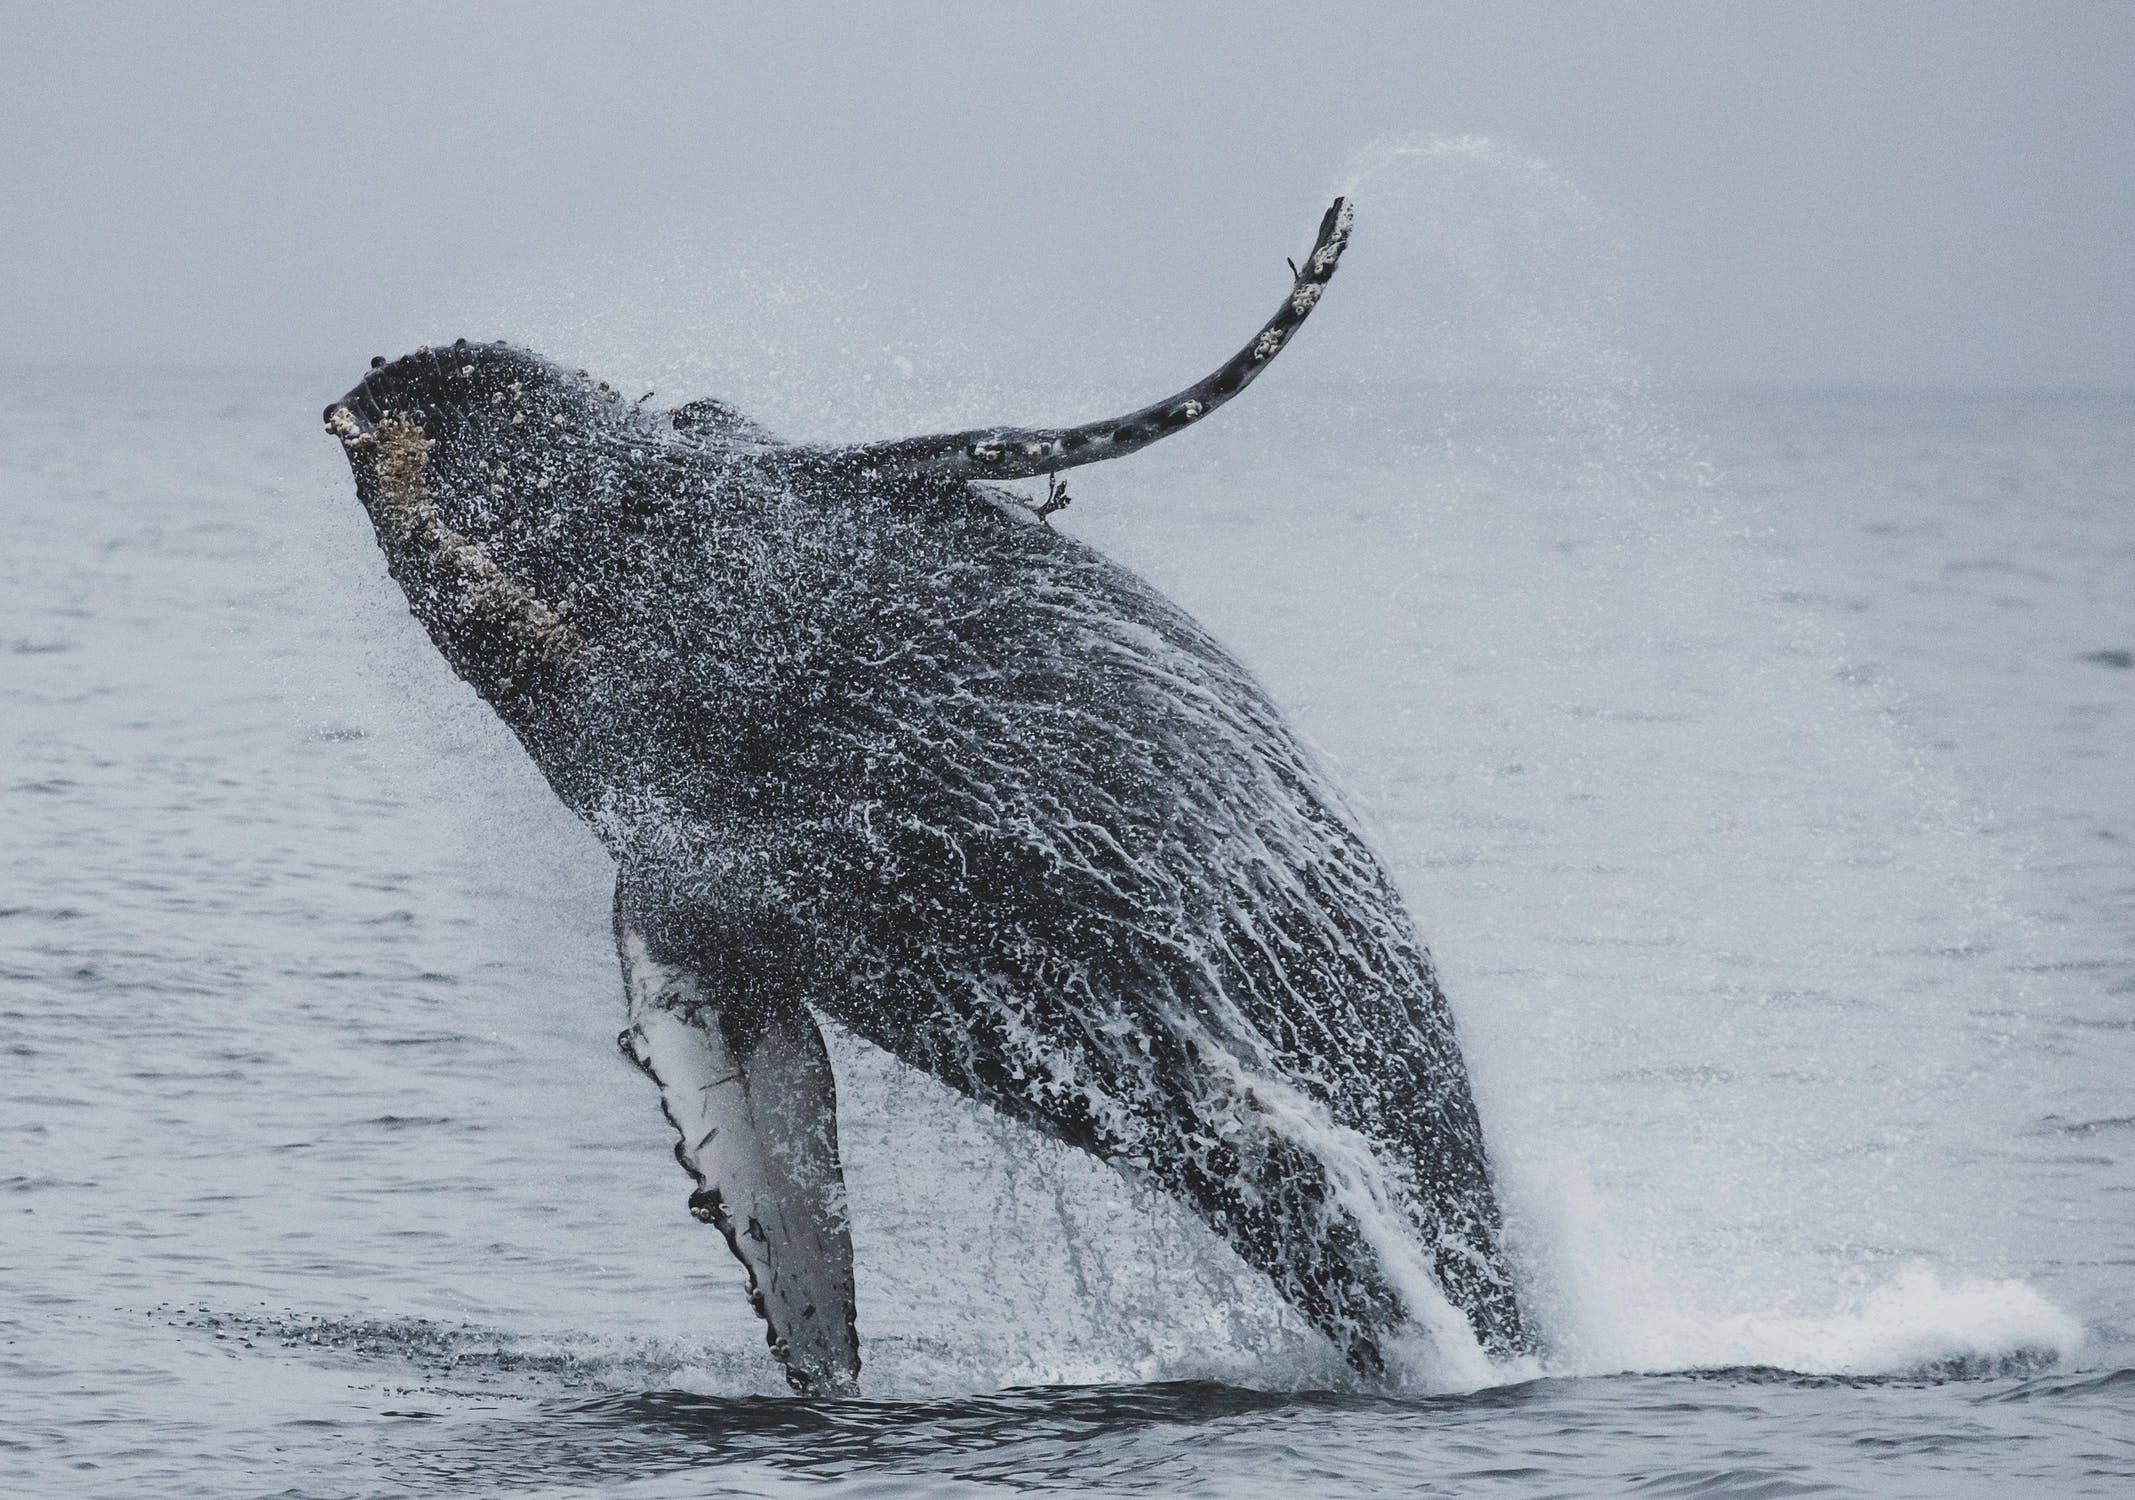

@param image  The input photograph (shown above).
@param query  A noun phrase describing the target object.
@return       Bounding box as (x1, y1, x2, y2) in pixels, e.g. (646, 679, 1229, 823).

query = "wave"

(1538, 1264, 2085, 1383)
(167, 1258, 2087, 1410)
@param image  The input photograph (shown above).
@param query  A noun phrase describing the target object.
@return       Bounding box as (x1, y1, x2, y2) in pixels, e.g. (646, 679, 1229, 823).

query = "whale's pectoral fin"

(775, 197, 1354, 487)
(614, 914, 859, 1395)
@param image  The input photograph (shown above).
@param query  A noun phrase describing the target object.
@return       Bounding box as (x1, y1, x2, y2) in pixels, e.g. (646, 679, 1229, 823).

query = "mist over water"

(1301, 139, 2101, 1381)
(3, 141, 2130, 1493)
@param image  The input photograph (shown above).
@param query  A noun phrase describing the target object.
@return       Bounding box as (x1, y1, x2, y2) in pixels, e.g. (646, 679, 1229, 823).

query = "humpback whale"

(323, 200, 1526, 1391)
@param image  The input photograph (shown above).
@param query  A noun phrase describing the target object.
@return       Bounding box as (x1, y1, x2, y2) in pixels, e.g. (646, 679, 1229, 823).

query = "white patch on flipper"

(618, 928, 859, 1393)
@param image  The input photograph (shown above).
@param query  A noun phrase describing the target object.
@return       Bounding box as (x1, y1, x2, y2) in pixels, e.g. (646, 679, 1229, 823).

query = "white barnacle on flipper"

(1289, 282, 1323, 316)
(1180, 399, 1204, 421)
(1252, 328, 1285, 361)
(1307, 201, 1355, 279)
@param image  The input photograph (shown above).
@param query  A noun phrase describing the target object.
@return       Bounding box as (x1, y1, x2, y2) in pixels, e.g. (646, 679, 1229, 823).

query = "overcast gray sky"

(2, 2, 2128, 391)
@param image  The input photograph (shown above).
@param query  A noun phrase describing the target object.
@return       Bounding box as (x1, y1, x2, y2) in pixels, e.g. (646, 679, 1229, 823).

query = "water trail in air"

(1320, 134, 2085, 1382)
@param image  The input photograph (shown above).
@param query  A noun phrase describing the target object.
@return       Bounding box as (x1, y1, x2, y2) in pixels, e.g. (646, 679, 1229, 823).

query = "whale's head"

(322, 341, 659, 559)
(319, 197, 1354, 731)
(321, 342, 670, 705)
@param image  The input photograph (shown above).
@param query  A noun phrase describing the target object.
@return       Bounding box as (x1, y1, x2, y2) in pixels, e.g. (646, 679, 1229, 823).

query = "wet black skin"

(326, 335, 1528, 1376)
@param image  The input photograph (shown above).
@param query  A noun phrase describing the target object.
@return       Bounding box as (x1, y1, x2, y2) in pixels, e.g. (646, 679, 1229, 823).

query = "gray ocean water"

(2, 368, 2131, 1497)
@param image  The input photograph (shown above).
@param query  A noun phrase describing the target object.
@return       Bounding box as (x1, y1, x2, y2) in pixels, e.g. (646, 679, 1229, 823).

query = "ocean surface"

(2, 368, 2130, 1497)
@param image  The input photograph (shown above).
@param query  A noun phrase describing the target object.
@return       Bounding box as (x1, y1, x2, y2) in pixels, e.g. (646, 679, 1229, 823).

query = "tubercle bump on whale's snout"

(323, 384, 382, 448)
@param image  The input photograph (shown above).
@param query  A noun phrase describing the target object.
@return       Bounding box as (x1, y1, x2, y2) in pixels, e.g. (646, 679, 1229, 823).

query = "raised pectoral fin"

(777, 197, 1354, 486)
(617, 929, 859, 1394)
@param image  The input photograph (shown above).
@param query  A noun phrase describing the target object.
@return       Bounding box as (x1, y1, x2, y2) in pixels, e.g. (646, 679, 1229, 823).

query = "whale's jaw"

(323, 343, 618, 747)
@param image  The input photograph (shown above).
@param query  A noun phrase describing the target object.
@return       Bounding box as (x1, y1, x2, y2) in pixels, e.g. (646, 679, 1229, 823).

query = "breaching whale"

(323, 200, 1526, 1391)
